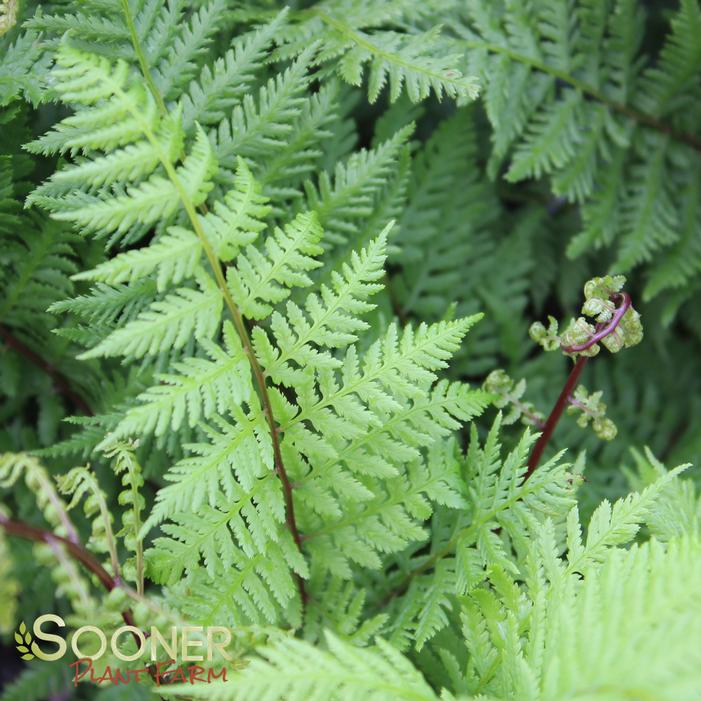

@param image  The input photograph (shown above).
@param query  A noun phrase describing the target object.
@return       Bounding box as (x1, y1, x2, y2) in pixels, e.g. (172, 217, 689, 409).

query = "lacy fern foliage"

(1, 2, 700, 701)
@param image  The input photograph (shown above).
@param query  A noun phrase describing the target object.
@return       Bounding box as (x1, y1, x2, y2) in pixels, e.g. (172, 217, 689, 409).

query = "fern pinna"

(1, 1, 701, 701)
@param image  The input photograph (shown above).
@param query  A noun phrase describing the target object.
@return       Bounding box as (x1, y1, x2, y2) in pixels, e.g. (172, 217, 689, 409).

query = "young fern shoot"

(489, 275, 643, 477)
(528, 276, 643, 473)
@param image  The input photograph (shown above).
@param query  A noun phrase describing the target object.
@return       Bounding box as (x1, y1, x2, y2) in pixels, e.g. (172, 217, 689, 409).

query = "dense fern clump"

(1, 1, 700, 700)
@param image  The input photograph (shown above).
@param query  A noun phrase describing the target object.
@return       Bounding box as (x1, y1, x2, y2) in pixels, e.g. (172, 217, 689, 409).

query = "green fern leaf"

(79, 272, 222, 359)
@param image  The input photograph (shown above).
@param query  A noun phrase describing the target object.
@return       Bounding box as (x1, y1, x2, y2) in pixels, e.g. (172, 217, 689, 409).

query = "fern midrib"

(120, 0, 167, 115)
(118, 3, 307, 601)
(464, 39, 701, 153)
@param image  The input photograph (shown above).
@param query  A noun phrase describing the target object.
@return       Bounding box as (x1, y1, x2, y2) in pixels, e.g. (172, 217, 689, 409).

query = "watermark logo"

(16, 614, 233, 687)
(14, 621, 36, 660)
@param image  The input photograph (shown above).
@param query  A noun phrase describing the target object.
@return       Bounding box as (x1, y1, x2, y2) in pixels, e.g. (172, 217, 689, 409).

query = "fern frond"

(563, 463, 689, 578)
(143, 312, 484, 627)
(143, 403, 272, 527)
(56, 465, 119, 573)
(0, 218, 78, 335)
(304, 125, 413, 247)
(202, 158, 272, 260)
(0, 513, 18, 632)
(391, 111, 498, 319)
(79, 272, 222, 359)
(181, 10, 287, 129)
(281, 7, 478, 104)
(329, 23, 479, 103)
(73, 226, 201, 292)
(7, 4, 701, 700)
(50, 279, 157, 330)
(152, 0, 229, 102)
(258, 80, 341, 198)
(498, 536, 701, 701)
(389, 109, 534, 374)
(227, 211, 324, 320)
(51, 125, 216, 240)
(461, 0, 701, 311)
(26, 49, 159, 156)
(0, 453, 78, 542)
(112, 321, 250, 438)
(302, 442, 468, 578)
(0, 663, 72, 701)
(254, 227, 389, 385)
(305, 574, 388, 644)
(0, 28, 49, 106)
(150, 521, 306, 627)
(635, 0, 701, 120)
(28, 114, 183, 199)
(26, 4, 130, 56)
(174, 631, 441, 701)
(384, 417, 576, 650)
(103, 441, 146, 594)
(69, 157, 268, 292)
(614, 134, 678, 271)
(211, 50, 314, 173)
(505, 91, 582, 183)
(644, 157, 701, 298)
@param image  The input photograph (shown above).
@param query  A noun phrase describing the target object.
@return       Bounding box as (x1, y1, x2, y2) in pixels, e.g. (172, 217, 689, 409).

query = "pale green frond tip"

(378, 219, 396, 240)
